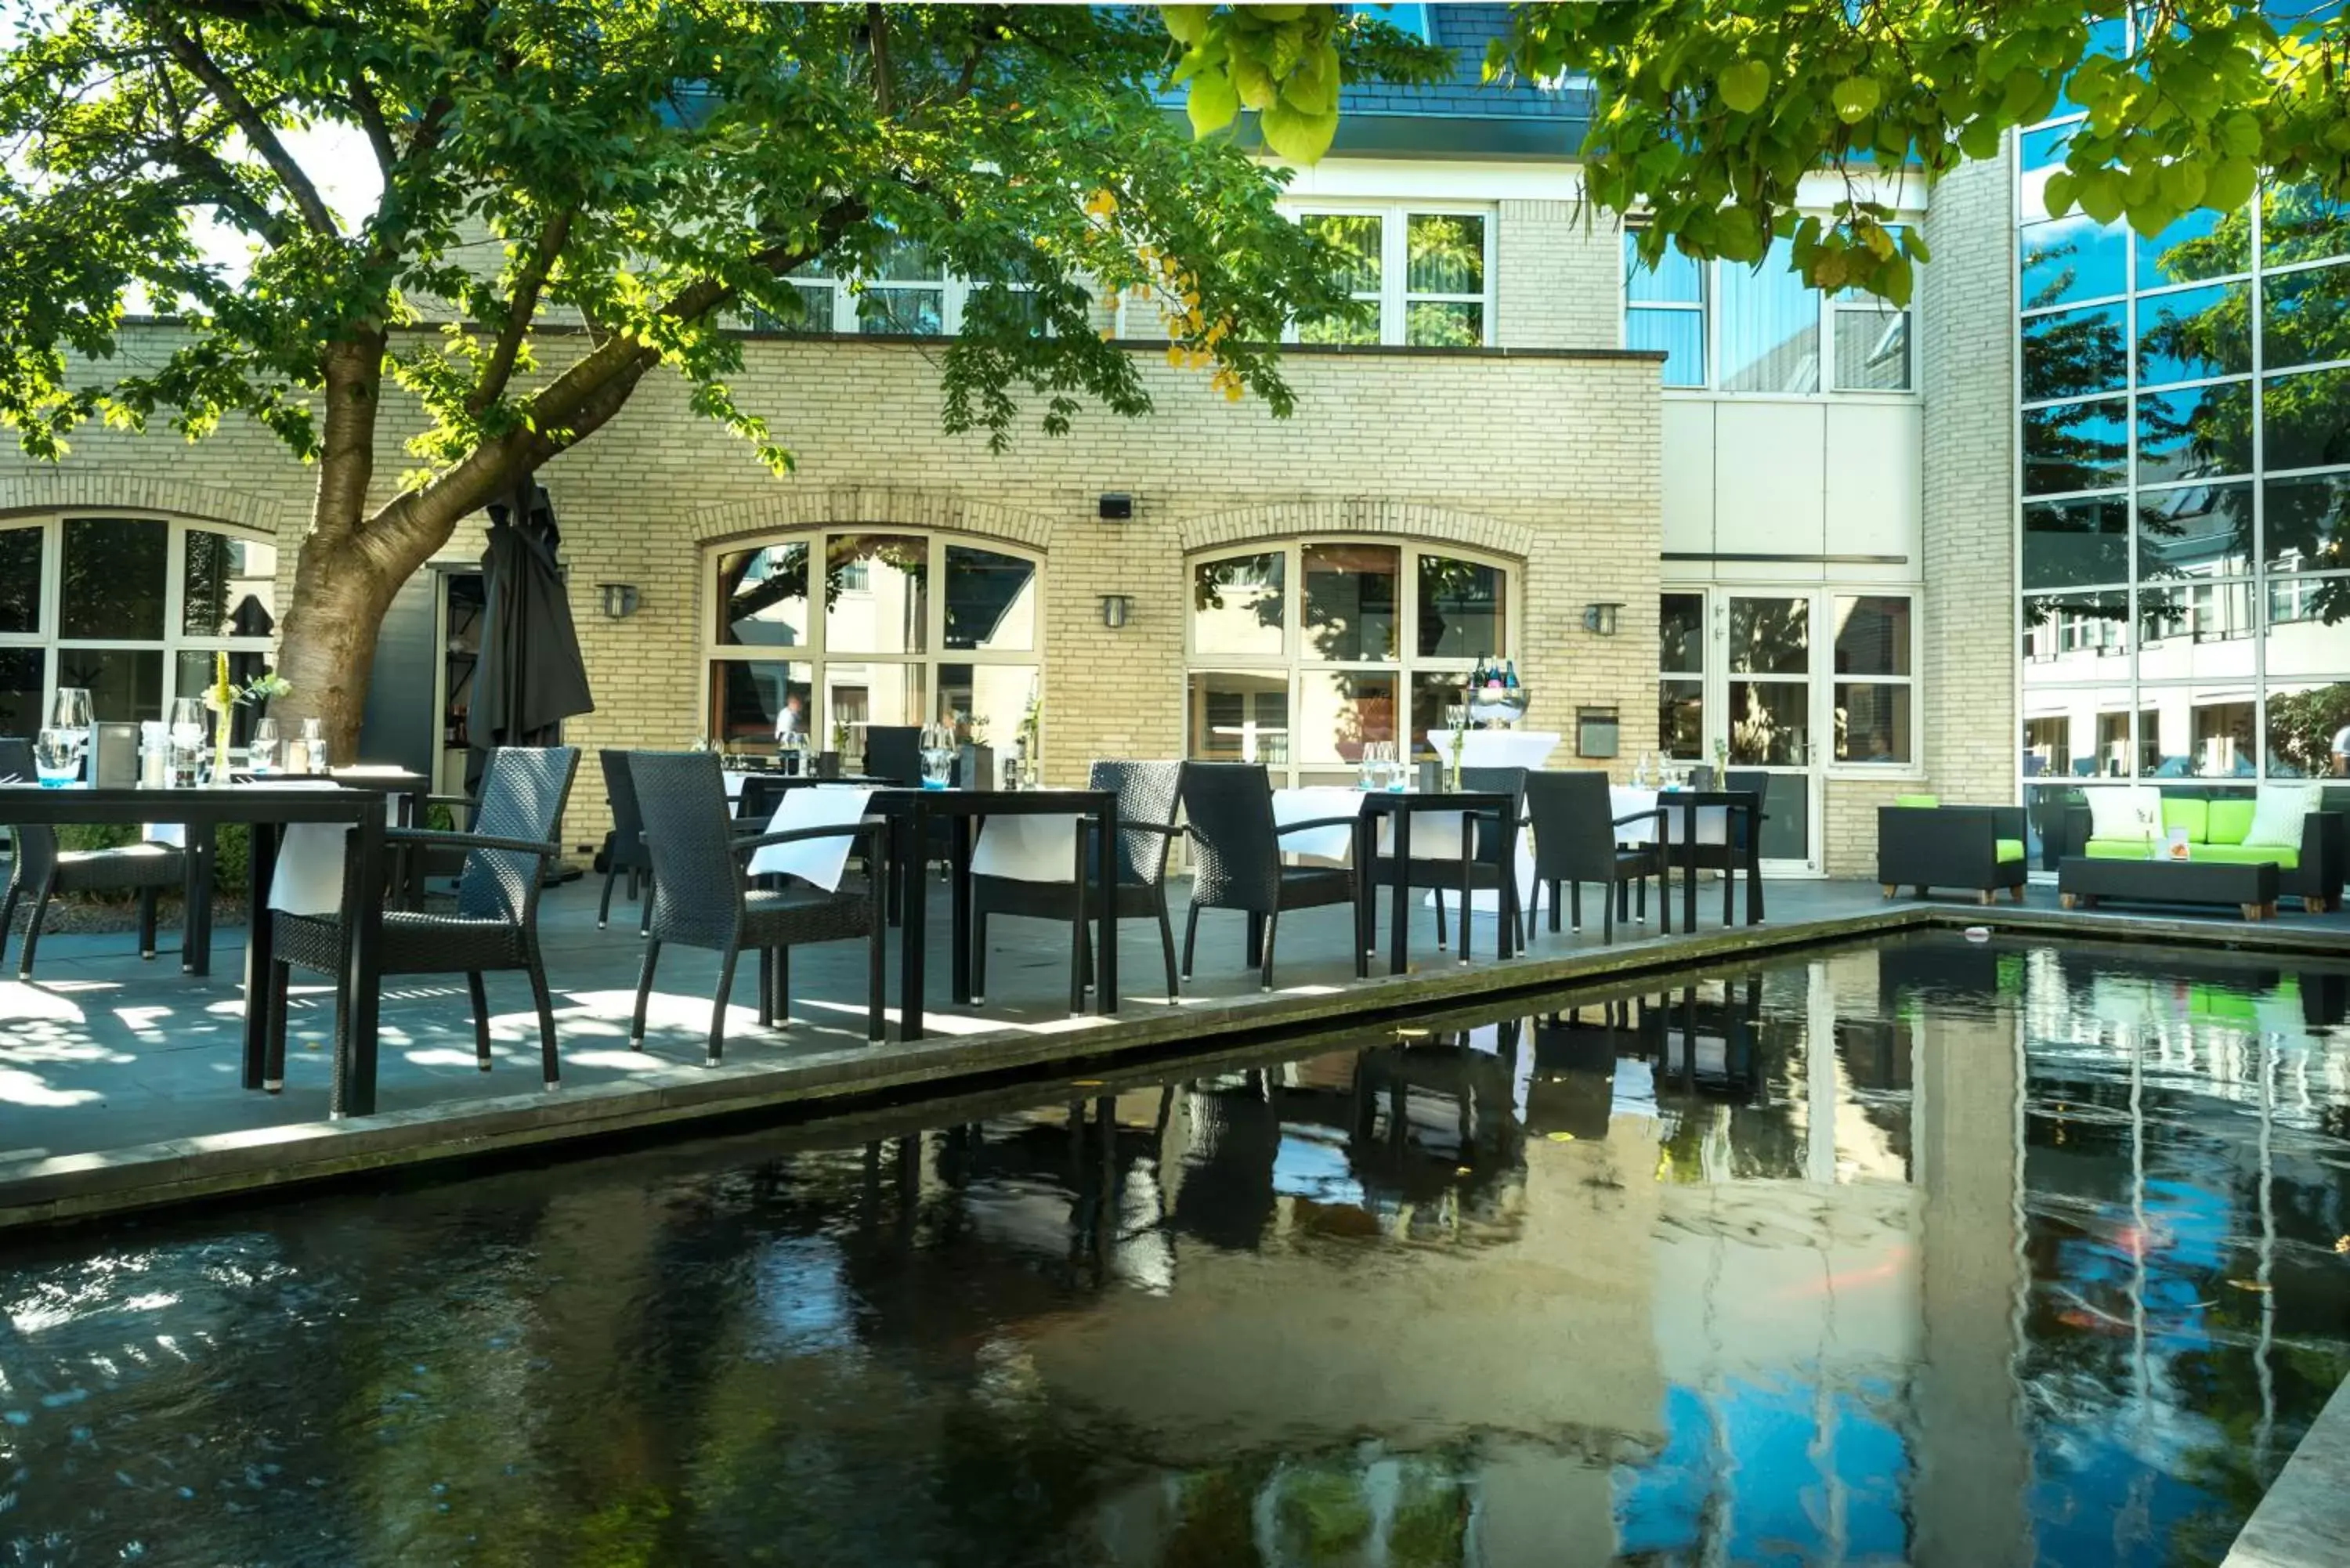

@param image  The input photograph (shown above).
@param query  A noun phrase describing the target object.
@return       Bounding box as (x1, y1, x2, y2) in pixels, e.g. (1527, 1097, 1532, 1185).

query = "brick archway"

(0, 473, 282, 533)
(685, 486, 1057, 554)
(1173, 499, 1533, 562)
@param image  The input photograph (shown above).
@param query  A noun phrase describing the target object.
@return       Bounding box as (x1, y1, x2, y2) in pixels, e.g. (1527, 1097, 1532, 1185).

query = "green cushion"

(2193, 843, 2298, 869)
(1996, 838, 2025, 863)
(2084, 839, 2152, 859)
(2207, 798, 2256, 845)
(1893, 793, 1940, 808)
(2162, 797, 2209, 843)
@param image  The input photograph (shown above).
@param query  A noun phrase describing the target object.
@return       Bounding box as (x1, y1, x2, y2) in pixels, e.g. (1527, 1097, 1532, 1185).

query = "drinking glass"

(47, 687, 92, 775)
(300, 717, 326, 774)
(248, 716, 280, 775)
(34, 728, 81, 787)
(1357, 741, 1386, 792)
(168, 697, 207, 753)
(919, 723, 956, 789)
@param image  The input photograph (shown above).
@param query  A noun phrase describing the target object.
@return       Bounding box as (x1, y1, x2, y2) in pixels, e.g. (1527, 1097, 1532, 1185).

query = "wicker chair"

(1524, 770, 1670, 945)
(264, 746, 577, 1090)
(972, 760, 1184, 1008)
(625, 750, 886, 1064)
(1177, 761, 1365, 992)
(1370, 764, 1527, 961)
(0, 735, 190, 979)
(596, 748, 654, 934)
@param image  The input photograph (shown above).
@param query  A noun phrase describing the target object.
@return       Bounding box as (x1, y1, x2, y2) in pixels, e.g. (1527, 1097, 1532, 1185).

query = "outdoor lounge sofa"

(2059, 787, 2345, 913)
(1877, 796, 2029, 905)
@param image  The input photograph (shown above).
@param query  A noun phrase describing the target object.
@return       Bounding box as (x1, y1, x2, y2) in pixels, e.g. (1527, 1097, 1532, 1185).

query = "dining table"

(1611, 785, 1766, 930)
(854, 786, 1120, 1041)
(0, 779, 396, 1116)
(1353, 789, 1524, 974)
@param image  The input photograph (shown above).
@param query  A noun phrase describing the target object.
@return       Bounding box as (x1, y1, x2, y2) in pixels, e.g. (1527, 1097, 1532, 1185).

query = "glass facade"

(2016, 84, 2350, 827)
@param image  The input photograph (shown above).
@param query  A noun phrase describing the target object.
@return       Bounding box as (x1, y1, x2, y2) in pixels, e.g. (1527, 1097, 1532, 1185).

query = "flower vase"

(212, 713, 234, 786)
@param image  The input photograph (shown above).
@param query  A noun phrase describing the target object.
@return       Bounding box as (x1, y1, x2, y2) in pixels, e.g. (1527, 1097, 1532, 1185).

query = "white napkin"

(1273, 786, 1365, 862)
(143, 822, 186, 849)
(263, 782, 383, 916)
(747, 786, 875, 892)
(971, 814, 1083, 883)
(1611, 786, 1726, 847)
(723, 771, 750, 800)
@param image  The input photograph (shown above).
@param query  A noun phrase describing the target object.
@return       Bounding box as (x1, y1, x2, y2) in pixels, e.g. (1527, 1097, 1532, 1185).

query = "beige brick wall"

(0, 333, 1666, 848)
(1918, 154, 2017, 814)
(1496, 200, 1622, 350)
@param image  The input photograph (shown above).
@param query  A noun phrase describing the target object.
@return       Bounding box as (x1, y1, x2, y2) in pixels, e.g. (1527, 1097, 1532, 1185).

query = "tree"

(1, 2, 1443, 753)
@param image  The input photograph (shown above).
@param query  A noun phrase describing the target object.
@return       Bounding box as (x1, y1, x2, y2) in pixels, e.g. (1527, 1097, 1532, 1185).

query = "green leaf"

(2203, 157, 2257, 213)
(1260, 99, 1337, 164)
(2157, 161, 2205, 209)
(2219, 110, 2261, 158)
(1162, 5, 1210, 47)
(2041, 170, 2078, 218)
(1719, 60, 1771, 115)
(2075, 169, 2124, 225)
(1831, 77, 1882, 124)
(1232, 52, 1276, 110)
(1188, 69, 1239, 136)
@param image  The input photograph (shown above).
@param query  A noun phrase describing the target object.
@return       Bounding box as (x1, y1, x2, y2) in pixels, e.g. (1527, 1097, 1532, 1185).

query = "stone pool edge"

(2, 898, 2341, 1235)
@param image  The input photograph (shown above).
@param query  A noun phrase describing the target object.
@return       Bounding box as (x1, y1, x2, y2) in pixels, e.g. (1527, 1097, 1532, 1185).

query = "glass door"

(1657, 590, 1824, 873)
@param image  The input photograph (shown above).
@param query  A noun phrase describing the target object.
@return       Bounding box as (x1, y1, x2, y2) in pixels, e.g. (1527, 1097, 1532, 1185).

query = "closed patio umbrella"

(467, 480, 594, 795)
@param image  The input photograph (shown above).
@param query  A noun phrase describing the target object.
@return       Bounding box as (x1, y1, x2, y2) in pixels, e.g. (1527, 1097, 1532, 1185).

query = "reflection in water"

(5, 935, 2348, 1566)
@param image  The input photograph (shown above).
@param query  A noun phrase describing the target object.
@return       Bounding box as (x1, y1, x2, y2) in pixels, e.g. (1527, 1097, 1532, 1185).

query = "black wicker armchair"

(626, 750, 887, 1063)
(262, 744, 578, 1091)
(1177, 761, 1365, 992)
(1523, 770, 1670, 945)
(0, 736, 190, 979)
(972, 759, 1184, 1008)
(596, 748, 654, 934)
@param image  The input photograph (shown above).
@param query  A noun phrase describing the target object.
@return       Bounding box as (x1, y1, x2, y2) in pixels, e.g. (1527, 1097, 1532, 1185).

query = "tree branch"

(466, 204, 575, 414)
(347, 71, 397, 177)
(146, 8, 340, 237)
(867, 2, 895, 114)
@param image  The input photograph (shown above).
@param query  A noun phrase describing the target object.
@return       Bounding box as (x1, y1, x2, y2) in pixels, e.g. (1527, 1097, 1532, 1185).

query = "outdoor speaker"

(1097, 492, 1133, 521)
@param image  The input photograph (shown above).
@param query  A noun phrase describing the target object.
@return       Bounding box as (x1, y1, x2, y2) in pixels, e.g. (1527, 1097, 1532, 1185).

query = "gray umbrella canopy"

(467, 481, 593, 793)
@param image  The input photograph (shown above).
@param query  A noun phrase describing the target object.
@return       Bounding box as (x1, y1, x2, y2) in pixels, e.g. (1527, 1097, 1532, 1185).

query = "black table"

(862, 786, 1119, 1041)
(2058, 854, 2280, 920)
(732, 771, 889, 823)
(1651, 788, 1765, 931)
(1354, 790, 1522, 975)
(0, 782, 392, 1115)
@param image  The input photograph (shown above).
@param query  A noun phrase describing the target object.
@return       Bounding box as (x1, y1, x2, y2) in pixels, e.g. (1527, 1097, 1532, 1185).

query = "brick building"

(3, 5, 2342, 876)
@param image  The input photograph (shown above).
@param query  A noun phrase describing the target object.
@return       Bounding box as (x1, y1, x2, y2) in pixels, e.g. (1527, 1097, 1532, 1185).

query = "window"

(746, 236, 1036, 338)
(1830, 596, 1914, 764)
(0, 515, 277, 739)
(1348, 3, 1431, 40)
(1658, 592, 1704, 760)
(1623, 230, 1915, 394)
(1289, 205, 1493, 348)
(707, 532, 1039, 751)
(1186, 540, 1514, 786)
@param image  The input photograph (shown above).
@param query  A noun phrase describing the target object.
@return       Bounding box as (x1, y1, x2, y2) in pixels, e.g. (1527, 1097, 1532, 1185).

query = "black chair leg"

(597, 866, 618, 930)
(707, 947, 738, 1067)
(0, 883, 16, 968)
(1180, 905, 1200, 981)
(756, 948, 775, 1028)
(1637, 874, 1647, 924)
(1245, 911, 1264, 968)
(773, 948, 790, 1026)
(137, 886, 159, 959)
(972, 909, 989, 1003)
(1602, 880, 1614, 944)
(630, 938, 662, 1046)
(1069, 910, 1087, 1016)
(1260, 909, 1281, 992)
(1548, 880, 1562, 934)
(1434, 887, 1447, 949)
(17, 883, 52, 978)
(638, 871, 655, 938)
(1156, 902, 1180, 998)
(266, 959, 292, 1090)
(466, 972, 492, 1069)
(867, 923, 888, 1041)
(525, 953, 560, 1088)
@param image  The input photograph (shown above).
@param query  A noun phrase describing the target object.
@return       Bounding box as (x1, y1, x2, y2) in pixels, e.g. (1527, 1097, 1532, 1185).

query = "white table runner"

(1274, 786, 1367, 862)
(970, 812, 1086, 883)
(1611, 786, 1728, 847)
(747, 786, 874, 891)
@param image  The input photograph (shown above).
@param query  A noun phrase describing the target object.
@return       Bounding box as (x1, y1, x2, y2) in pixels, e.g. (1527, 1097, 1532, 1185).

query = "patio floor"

(3, 869, 2345, 1227)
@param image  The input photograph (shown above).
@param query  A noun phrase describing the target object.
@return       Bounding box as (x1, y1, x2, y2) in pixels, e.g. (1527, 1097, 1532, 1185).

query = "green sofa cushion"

(2162, 797, 2209, 842)
(1893, 793, 1940, 808)
(2193, 843, 2299, 869)
(2085, 838, 2299, 869)
(2207, 798, 2256, 845)
(1996, 838, 2025, 863)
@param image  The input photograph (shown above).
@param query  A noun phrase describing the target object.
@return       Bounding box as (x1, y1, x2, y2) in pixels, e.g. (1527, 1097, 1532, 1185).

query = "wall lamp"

(598, 583, 642, 620)
(1100, 594, 1132, 630)
(1582, 601, 1624, 638)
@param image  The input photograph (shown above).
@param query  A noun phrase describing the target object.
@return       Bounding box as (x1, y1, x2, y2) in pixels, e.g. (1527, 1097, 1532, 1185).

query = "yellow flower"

(1165, 345, 1184, 367)
(1084, 187, 1118, 217)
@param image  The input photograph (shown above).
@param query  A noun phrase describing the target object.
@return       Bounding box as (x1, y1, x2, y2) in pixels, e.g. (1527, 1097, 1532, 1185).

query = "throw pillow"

(2246, 782, 2322, 848)
(2085, 786, 2159, 842)
(1894, 793, 1940, 808)
(2161, 797, 2208, 843)
(2207, 797, 2256, 846)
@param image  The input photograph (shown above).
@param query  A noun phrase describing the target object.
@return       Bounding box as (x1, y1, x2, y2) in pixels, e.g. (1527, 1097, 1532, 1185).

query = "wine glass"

(248, 716, 280, 775)
(47, 687, 92, 776)
(299, 717, 326, 774)
(34, 728, 81, 787)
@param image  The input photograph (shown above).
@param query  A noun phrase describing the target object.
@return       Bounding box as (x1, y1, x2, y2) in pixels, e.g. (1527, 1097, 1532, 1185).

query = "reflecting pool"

(5, 933, 2348, 1566)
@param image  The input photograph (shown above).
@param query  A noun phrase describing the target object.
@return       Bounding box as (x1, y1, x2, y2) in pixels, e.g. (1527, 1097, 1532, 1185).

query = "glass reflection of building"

(2015, 16, 2350, 841)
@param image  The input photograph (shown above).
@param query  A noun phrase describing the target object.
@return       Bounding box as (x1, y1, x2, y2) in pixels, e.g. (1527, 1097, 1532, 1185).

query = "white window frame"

(0, 512, 280, 730)
(1621, 222, 1921, 399)
(703, 530, 1045, 748)
(1279, 202, 1499, 349)
(1183, 537, 1520, 787)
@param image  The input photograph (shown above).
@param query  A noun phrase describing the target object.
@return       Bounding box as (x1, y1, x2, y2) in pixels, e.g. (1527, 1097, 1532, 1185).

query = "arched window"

(0, 514, 279, 737)
(706, 531, 1042, 752)
(1185, 539, 1515, 786)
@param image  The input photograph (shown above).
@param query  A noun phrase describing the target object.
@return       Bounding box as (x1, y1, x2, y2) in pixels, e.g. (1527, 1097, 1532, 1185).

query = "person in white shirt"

(775, 692, 805, 746)
(2332, 721, 2350, 777)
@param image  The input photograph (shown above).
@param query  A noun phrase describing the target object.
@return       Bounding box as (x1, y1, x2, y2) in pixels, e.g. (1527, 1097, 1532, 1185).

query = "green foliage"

(2267, 681, 2350, 779)
(1166, 5, 1449, 163)
(0, 1, 1440, 497)
(1485, 1, 2349, 302)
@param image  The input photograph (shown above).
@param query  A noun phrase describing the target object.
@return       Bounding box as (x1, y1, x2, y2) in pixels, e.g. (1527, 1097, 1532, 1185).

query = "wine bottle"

(1502, 659, 1520, 691)
(1471, 652, 1488, 690)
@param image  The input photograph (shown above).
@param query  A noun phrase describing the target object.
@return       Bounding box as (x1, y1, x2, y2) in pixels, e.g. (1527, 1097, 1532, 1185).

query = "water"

(5, 932, 2348, 1567)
